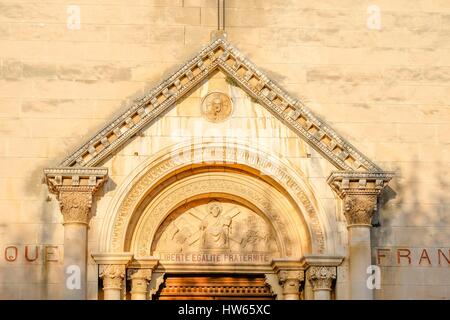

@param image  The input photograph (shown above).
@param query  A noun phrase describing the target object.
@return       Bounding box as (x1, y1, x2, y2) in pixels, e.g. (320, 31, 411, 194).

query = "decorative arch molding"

(99, 139, 331, 255)
(131, 172, 306, 258)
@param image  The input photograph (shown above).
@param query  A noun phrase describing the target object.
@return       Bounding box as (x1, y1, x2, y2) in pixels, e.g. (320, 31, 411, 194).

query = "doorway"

(154, 274, 276, 300)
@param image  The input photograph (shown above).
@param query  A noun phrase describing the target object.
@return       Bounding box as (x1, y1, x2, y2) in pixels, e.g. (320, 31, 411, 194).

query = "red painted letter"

(419, 249, 431, 265)
(45, 246, 59, 262)
(25, 245, 39, 262)
(377, 248, 391, 265)
(438, 249, 450, 266)
(5, 246, 18, 262)
(397, 249, 411, 265)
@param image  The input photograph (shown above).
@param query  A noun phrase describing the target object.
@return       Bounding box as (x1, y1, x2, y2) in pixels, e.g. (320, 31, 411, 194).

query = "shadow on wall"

(0, 178, 63, 299)
(374, 157, 449, 242)
(372, 157, 450, 299)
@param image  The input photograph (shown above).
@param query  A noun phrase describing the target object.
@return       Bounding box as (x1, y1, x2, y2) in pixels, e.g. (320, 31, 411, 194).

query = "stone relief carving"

(153, 201, 279, 256)
(200, 202, 232, 249)
(201, 92, 233, 122)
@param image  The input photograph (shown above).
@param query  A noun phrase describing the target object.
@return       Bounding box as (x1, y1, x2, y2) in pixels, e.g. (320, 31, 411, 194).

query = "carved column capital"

(127, 268, 152, 281)
(272, 259, 304, 299)
(306, 266, 336, 291)
(127, 269, 152, 297)
(327, 171, 394, 227)
(58, 191, 92, 225)
(44, 167, 108, 225)
(343, 194, 378, 226)
(278, 270, 304, 296)
(99, 264, 126, 290)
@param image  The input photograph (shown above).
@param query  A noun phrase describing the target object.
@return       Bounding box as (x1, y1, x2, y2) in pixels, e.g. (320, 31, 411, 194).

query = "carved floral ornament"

(58, 192, 93, 225)
(306, 266, 337, 291)
(99, 264, 126, 290)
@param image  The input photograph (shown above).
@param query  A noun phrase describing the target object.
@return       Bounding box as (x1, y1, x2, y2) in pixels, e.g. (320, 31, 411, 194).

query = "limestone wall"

(0, 0, 449, 299)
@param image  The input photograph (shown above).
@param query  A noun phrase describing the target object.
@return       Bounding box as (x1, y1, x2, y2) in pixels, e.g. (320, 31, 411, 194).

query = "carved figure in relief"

(201, 92, 233, 122)
(152, 201, 280, 256)
(200, 201, 232, 249)
(240, 216, 275, 252)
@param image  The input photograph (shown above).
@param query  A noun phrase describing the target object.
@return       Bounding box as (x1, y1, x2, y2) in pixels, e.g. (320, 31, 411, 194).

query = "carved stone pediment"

(55, 35, 381, 173)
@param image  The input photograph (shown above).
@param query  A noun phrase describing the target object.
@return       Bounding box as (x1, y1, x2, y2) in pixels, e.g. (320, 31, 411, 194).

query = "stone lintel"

(91, 252, 134, 266)
(129, 257, 159, 270)
(301, 255, 344, 268)
(271, 259, 304, 282)
(271, 258, 304, 272)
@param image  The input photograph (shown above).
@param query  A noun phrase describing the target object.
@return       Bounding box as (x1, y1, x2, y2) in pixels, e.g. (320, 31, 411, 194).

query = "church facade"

(0, 1, 449, 300)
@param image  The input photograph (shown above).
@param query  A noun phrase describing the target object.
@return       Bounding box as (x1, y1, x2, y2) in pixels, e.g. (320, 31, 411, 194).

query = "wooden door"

(155, 274, 276, 300)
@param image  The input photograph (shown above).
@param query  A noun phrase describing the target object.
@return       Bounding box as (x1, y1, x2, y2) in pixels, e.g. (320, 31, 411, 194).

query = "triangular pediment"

(59, 36, 381, 172)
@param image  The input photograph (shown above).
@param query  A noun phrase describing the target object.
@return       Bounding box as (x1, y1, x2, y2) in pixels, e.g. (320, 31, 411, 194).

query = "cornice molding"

(44, 167, 108, 194)
(327, 171, 394, 198)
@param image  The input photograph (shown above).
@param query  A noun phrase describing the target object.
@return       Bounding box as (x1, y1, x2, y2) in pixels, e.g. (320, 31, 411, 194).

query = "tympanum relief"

(152, 201, 280, 263)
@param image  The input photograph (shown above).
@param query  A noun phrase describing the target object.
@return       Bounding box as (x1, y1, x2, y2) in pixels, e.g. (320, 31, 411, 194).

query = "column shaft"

(103, 280, 122, 300)
(306, 265, 336, 300)
(64, 224, 87, 300)
(348, 226, 372, 300)
(313, 289, 331, 300)
(128, 269, 152, 300)
(100, 264, 126, 300)
(44, 167, 108, 300)
(130, 278, 147, 300)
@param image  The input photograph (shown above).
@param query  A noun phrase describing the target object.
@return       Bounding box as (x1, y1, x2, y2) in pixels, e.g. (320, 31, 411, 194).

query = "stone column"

(92, 253, 133, 300)
(44, 168, 108, 300)
(100, 265, 126, 300)
(328, 172, 393, 300)
(306, 266, 336, 300)
(127, 257, 159, 300)
(128, 269, 152, 300)
(272, 259, 304, 300)
(279, 270, 304, 300)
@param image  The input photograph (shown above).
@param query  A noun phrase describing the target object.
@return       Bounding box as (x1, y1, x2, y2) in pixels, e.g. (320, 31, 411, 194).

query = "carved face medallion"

(201, 92, 233, 123)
